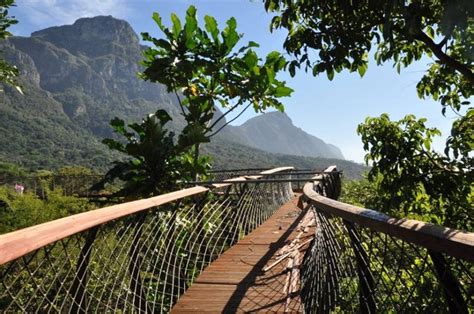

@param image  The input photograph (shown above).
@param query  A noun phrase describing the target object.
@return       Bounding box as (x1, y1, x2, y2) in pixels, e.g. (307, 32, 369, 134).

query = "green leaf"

(222, 17, 239, 50)
(327, 68, 334, 81)
(274, 86, 293, 97)
(110, 117, 126, 134)
(170, 13, 182, 38)
(357, 63, 367, 77)
(248, 41, 259, 48)
(102, 138, 125, 152)
(243, 50, 258, 69)
(204, 15, 219, 41)
(424, 139, 431, 150)
(237, 41, 260, 54)
(153, 38, 171, 50)
(186, 5, 197, 18)
(289, 61, 296, 77)
(152, 12, 165, 31)
(266, 51, 281, 64)
(155, 109, 172, 125)
(227, 17, 237, 30)
(184, 6, 198, 46)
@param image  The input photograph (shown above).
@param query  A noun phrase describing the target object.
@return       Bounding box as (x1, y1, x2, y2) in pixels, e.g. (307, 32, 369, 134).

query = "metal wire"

(300, 172, 474, 313)
(0, 177, 293, 312)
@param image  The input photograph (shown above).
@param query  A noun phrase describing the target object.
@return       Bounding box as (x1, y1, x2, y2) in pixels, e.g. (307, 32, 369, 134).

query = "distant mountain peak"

(258, 111, 292, 122)
(31, 15, 139, 58)
(231, 111, 345, 159)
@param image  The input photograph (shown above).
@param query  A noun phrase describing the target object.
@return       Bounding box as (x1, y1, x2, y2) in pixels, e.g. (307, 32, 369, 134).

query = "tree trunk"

(192, 143, 200, 182)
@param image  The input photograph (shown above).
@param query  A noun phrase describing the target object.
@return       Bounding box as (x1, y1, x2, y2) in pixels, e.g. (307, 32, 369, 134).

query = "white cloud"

(18, 0, 135, 27)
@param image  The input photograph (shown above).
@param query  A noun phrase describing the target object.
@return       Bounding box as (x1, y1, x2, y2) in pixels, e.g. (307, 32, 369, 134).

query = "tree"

(140, 5, 293, 178)
(0, 0, 20, 92)
(264, 0, 472, 112)
(357, 114, 472, 229)
(94, 110, 189, 198)
(264, 0, 473, 227)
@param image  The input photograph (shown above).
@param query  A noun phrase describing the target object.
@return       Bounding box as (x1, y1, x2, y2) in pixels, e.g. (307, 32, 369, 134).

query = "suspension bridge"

(0, 166, 472, 312)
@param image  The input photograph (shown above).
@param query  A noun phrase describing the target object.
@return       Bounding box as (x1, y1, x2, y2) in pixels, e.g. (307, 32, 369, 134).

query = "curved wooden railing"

(300, 166, 474, 313)
(0, 166, 295, 312)
(1, 165, 472, 313)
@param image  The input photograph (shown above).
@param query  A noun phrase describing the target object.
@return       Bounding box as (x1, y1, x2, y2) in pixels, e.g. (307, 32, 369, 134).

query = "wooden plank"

(260, 166, 294, 175)
(211, 176, 248, 188)
(303, 182, 474, 262)
(212, 166, 292, 188)
(0, 186, 209, 265)
(172, 195, 310, 313)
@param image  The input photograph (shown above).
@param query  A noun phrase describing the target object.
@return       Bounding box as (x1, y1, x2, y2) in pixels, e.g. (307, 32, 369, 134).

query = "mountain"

(227, 111, 344, 159)
(203, 138, 363, 179)
(0, 16, 184, 170)
(0, 16, 364, 177)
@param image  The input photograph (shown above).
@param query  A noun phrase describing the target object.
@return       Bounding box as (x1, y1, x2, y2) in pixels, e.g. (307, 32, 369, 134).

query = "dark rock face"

(31, 16, 141, 58)
(4, 16, 184, 135)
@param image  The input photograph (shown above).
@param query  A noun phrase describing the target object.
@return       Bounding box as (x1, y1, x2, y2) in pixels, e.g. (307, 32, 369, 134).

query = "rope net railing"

(208, 168, 339, 191)
(0, 168, 294, 312)
(300, 167, 474, 313)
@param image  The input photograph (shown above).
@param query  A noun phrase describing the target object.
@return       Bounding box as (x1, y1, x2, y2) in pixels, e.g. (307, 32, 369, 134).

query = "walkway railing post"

(428, 250, 468, 313)
(343, 221, 376, 313)
(70, 226, 99, 313)
(128, 212, 152, 313)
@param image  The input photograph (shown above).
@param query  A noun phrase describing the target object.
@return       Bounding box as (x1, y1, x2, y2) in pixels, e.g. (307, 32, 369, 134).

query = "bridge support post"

(428, 250, 468, 313)
(70, 226, 99, 313)
(129, 212, 152, 313)
(343, 221, 376, 313)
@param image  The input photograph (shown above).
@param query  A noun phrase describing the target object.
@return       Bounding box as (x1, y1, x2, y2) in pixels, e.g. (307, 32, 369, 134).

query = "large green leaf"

(243, 50, 258, 69)
(184, 5, 198, 48)
(204, 15, 219, 41)
(170, 13, 182, 39)
(274, 86, 293, 97)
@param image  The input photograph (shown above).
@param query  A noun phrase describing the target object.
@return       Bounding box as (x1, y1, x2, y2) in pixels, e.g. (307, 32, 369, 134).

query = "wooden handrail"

(260, 166, 294, 175)
(0, 186, 209, 265)
(0, 166, 294, 265)
(303, 182, 474, 262)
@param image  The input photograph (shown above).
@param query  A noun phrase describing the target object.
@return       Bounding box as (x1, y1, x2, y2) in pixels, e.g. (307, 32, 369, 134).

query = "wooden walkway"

(172, 195, 314, 313)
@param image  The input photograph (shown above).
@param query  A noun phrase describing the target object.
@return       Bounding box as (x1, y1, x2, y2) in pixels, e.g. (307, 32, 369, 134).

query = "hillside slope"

(0, 16, 361, 176)
(228, 112, 344, 159)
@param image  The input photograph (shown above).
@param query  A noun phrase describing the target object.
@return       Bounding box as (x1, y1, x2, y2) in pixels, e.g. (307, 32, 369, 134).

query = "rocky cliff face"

(5, 16, 184, 136)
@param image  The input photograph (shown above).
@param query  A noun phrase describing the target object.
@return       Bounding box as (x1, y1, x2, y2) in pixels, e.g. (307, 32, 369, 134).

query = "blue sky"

(10, 0, 456, 162)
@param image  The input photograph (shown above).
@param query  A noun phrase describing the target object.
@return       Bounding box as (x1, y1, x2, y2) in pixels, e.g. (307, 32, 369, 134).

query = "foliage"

(0, 161, 26, 181)
(0, 186, 92, 234)
(340, 175, 385, 210)
(356, 114, 472, 229)
(205, 137, 366, 180)
(95, 110, 192, 198)
(0, 80, 119, 171)
(0, 0, 20, 92)
(265, 0, 473, 229)
(140, 5, 293, 176)
(264, 0, 473, 112)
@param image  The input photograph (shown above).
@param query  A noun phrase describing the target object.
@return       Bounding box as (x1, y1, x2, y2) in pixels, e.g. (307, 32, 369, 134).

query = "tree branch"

(174, 90, 186, 117)
(206, 100, 243, 132)
(208, 103, 251, 138)
(413, 30, 474, 85)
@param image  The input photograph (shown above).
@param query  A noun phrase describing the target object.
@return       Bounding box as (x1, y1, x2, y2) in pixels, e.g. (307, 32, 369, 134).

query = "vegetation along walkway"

(172, 195, 314, 312)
